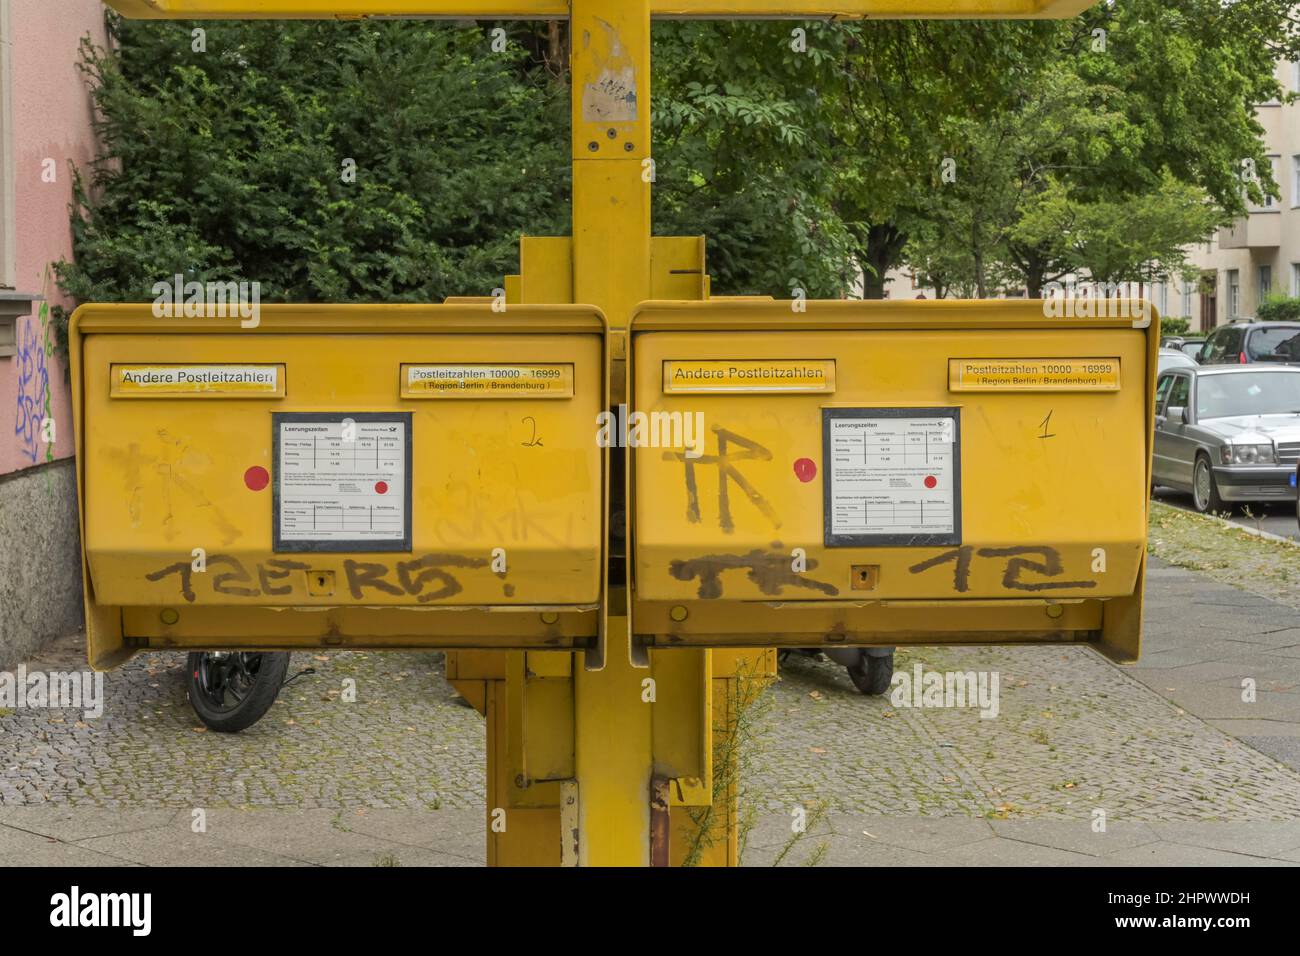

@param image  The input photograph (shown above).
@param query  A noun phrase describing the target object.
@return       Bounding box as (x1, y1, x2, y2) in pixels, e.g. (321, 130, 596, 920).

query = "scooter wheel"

(185, 651, 290, 733)
(847, 651, 894, 696)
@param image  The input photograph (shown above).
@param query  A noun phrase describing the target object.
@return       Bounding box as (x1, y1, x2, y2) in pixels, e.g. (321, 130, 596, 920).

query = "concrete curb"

(1150, 500, 1299, 548)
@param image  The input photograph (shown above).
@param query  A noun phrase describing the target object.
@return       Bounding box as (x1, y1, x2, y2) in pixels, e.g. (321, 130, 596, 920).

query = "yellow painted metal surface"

(106, 0, 1095, 19)
(69, 303, 607, 668)
(93, 0, 1109, 871)
(630, 299, 1157, 663)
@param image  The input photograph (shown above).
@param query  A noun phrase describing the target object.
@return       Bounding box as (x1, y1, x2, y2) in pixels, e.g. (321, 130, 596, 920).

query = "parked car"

(1196, 321, 1300, 366)
(1153, 365, 1300, 512)
(1159, 348, 1197, 373)
(1162, 335, 1207, 360)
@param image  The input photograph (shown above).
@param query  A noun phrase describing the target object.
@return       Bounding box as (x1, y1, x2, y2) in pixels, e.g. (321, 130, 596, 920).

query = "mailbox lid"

(73, 304, 606, 610)
(631, 299, 1155, 605)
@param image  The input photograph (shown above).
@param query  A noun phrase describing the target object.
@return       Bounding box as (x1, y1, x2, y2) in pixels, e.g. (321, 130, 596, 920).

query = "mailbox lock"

(307, 570, 336, 597)
(540, 611, 560, 625)
(1046, 604, 1064, 620)
(669, 605, 688, 622)
(160, 608, 180, 625)
(851, 566, 879, 591)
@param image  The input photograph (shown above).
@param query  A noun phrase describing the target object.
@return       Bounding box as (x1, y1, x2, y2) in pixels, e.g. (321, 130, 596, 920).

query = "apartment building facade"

(881, 57, 1300, 329)
(0, 0, 108, 667)
(1175, 58, 1300, 331)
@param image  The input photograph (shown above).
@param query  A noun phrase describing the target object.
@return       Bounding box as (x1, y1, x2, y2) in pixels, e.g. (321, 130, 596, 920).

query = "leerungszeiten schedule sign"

(273, 414, 412, 552)
(823, 408, 961, 547)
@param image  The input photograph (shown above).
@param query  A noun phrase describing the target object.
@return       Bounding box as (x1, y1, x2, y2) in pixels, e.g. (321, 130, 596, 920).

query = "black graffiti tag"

(669, 549, 839, 600)
(663, 427, 779, 534)
(147, 553, 490, 604)
(908, 545, 1098, 593)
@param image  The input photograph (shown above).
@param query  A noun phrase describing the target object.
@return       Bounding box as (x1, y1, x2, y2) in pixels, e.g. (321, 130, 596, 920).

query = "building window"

(1181, 280, 1192, 318)
(1227, 270, 1240, 319)
(1293, 263, 1300, 297)
(1294, 155, 1300, 207)
(1258, 265, 1272, 305)
(1261, 157, 1280, 209)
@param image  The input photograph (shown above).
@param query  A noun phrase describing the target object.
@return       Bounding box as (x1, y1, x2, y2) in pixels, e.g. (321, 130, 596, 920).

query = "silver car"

(1153, 365, 1300, 512)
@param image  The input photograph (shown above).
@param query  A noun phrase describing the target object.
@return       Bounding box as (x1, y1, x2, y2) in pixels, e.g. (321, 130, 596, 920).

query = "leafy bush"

(1256, 295, 1300, 322)
(53, 16, 571, 346)
(1159, 315, 1191, 337)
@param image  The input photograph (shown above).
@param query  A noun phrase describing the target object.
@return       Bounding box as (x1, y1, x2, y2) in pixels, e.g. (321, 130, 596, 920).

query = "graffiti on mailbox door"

(663, 426, 781, 533)
(145, 552, 495, 603)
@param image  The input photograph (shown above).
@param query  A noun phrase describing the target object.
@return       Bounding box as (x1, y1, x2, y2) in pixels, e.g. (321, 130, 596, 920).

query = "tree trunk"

(860, 222, 907, 299)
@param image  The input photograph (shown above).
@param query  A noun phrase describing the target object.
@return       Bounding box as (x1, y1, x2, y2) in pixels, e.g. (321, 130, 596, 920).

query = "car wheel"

(1192, 455, 1226, 514)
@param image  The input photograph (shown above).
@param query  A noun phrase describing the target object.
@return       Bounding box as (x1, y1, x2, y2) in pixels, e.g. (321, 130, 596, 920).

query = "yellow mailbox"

(70, 303, 607, 668)
(629, 298, 1156, 663)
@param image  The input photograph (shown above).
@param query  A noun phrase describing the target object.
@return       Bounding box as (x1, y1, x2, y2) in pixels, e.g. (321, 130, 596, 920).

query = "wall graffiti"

(13, 310, 51, 464)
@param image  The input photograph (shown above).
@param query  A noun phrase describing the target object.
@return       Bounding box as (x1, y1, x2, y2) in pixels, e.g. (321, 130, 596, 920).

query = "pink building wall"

(2, 0, 107, 477)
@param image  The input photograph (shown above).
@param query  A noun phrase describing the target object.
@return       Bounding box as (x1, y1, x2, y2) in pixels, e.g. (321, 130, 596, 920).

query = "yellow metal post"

(569, 0, 656, 866)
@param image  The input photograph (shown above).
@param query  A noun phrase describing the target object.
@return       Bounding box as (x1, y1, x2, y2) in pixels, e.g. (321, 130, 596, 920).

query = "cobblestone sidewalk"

(3, 560, 1300, 826)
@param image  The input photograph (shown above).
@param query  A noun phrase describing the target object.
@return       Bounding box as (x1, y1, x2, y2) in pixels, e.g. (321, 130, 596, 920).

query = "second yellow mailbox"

(629, 298, 1157, 663)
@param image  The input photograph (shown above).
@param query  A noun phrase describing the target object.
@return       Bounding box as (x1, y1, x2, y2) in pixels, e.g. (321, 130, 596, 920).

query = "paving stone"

(827, 815, 996, 853)
(1145, 821, 1300, 858)
(0, 825, 136, 865)
(0, 806, 180, 842)
(334, 807, 484, 863)
(1239, 736, 1300, 773)
(1102, 842, 1297, 866)
(988, 819, 1160, 857)
(939, 837, 1098, 866)
(75, 827, 312, 866)
(5, 568, 1300, 844)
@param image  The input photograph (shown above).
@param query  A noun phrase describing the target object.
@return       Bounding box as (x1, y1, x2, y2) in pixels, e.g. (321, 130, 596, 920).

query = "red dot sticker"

(924, 475, 938, 489)
(244, 466, 269, 491)
(375, 481, 389, 495)
(793, 458, 817, 483)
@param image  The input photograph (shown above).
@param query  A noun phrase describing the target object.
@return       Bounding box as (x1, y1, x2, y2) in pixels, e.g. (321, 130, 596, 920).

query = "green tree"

(54, 14, 570, 340)
(901, 0, 1300, 298)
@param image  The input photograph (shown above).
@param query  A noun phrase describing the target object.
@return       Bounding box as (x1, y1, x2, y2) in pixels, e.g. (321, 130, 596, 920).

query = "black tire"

(847, 651, 894, 696)
(1191, 454, 1226, 514)
(185, 651, 290, 733)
